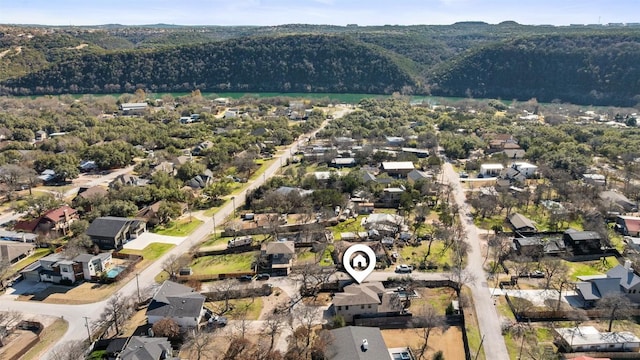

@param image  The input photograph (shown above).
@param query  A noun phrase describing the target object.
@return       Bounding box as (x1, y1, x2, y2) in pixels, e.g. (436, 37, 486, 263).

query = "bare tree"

(538, 258, 569, 290)
(410, 304, 447, 360)
(296, 263, 335, 297)
(510, 256, 533, 278)
(215, 279, 237, 313)
(98, 295, 134, 336)
(447, 266, 476, 291)
(184, 329, 215, 360)
(292, 304, 319, 347)
(162, 254, 189, 280)
(0, 310, 22, 345)
(263, 312, 287, 351)
(597, 293, 634, 332)
(49, 340, 87, 360)
(234, 300, 254, 339)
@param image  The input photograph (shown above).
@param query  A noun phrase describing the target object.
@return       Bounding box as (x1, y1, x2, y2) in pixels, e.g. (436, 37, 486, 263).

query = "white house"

(554, 326, 640, 352)
(510, 162, 538, 177)
(73, 253, 112, 281)
(479, 164, 504, 177)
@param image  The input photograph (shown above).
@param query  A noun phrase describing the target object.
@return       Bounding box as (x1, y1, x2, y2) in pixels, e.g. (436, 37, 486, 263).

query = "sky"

(0, 0, 638, 27)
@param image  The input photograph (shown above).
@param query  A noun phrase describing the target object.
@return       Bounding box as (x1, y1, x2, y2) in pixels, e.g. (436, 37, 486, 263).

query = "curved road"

(442, 162, 509, 360)
(0, 107, 352, 359)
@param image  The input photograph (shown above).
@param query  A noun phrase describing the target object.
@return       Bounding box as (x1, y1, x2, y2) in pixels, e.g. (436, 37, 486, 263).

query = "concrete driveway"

(122, 232, 187, 250)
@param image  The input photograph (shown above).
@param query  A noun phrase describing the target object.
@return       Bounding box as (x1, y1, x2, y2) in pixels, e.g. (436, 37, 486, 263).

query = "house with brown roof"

(72, 186, 108, 212)
(508, 213, 537, 234)
(332, 282, 403, 322)
(14, 205, 78, 236)
(261, 240, 295, 275)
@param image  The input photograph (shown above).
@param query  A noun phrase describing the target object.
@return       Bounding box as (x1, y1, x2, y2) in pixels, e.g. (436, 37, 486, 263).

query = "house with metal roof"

(616, 215, 640, 237)
(575, 261, 640, 306)
(380, 161, 415, 178)
(554, 326, 640, 353)
(146, 280, 205, 328)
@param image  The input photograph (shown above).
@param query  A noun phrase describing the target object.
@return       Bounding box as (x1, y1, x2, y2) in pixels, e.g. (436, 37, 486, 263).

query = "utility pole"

(231, 196, 236, 219)
(474, 334, 485, 360)
(84, 316, 92, 342)
(135, 272, 141, 304)
(212, 216, 216, 239)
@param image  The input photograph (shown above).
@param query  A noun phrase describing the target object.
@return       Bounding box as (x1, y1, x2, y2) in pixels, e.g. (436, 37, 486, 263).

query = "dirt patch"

(0, 329, 38, 359)
(381, 327, 465, 360)
(259, 287, 292, 318)
(301, 293, 332, 307)
(38, 282, 120, 304)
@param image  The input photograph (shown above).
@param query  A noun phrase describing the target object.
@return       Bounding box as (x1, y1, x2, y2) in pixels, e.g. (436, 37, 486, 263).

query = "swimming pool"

(106, 265, 128, 278)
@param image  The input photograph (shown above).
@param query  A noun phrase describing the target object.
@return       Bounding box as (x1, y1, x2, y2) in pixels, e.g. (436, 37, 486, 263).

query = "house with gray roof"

(508, 213, 537, 234)
(146, 280, 205, 328)
(86, 216, 146, 250)
(0, 240, 34, 264)
(324, 326, 393, 360)
(261, 240, 295, 275)
(575, 260, 640, 307)
(118, 336, 177, 360)
(332, 282, 403, 322)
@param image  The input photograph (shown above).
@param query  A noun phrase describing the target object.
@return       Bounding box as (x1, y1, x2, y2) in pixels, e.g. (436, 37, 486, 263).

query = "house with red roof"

(14, 205, 78, 236)
(616, 215, 640, 237)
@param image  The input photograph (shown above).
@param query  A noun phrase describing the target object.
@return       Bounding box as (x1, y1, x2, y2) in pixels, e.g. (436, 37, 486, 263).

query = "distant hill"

(1, 23, 640, 105)
(0, 35, 419, 95)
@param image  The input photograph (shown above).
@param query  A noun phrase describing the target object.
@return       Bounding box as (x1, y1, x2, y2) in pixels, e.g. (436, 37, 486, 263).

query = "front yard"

(398, 240, 453, 270)
(152, 218, 203, 236)
(190, 251, 258, 275)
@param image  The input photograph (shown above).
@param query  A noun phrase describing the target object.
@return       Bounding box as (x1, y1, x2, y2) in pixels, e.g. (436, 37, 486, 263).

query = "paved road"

(0, 106, 352, 358)
(442, 162, 509, 360)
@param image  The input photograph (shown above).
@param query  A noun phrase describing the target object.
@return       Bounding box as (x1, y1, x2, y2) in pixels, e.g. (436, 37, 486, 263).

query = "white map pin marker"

(343, 244, 376, 284)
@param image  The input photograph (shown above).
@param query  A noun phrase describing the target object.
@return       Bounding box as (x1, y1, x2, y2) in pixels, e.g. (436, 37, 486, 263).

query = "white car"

(395, 264, 413, 273)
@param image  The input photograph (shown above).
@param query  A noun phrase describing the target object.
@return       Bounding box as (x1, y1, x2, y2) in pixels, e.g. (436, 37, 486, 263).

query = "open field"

(206, 298, 263, 320)
(381, 327, 465, 360)
(191, 251, 258, 275)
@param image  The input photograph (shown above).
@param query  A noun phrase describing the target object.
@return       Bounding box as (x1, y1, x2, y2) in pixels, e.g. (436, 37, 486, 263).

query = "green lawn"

(190, 251, 258, 275)
(398, 240, 452, 269)
(329, 216, 366, 240)
(296, 244, 335, 266)
(565, 256, 618, 280)
(119, 243, 175, 261)
(206, 298, 263, 320)
(152, 218, 203, 236)
(249, 158, 276, 181)
(12, 247, 51, 271)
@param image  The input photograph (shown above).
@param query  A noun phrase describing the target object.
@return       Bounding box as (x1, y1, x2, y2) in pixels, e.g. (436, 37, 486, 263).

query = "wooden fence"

(176, 271, 256, 283)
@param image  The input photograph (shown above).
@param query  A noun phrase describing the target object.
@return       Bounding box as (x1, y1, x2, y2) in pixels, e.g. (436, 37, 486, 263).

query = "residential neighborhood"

(0, 93, 639, 360)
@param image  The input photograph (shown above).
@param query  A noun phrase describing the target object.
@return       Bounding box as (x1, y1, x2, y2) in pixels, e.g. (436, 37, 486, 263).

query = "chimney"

(625, 259, 633, 272)
(361, 339, 369, 352)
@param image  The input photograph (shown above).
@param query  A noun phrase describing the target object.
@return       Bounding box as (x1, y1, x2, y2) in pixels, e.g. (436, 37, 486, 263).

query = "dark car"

(208, 315, 228, 327)
(238, 275, 253, 282)
(256, 273, 271, 281)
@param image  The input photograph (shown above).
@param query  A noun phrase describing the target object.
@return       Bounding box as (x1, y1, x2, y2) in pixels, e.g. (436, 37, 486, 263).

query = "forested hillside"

(2, 23, 640, 106)
(429, 33, 640, 106)
(0, 35, 418, 95)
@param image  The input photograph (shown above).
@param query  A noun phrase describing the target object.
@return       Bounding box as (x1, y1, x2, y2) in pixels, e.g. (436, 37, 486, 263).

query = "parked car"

(256, 273, 271, 281)
(529, 270, 545, 278)
(459, 171, 469, 178)
(238, 275, 254, 282)
(395, 264, 413, 273)
(208, 315, 228, 327)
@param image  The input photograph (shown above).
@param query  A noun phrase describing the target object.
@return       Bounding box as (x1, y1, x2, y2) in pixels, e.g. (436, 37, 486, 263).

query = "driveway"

(122, 232, 187, 250)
